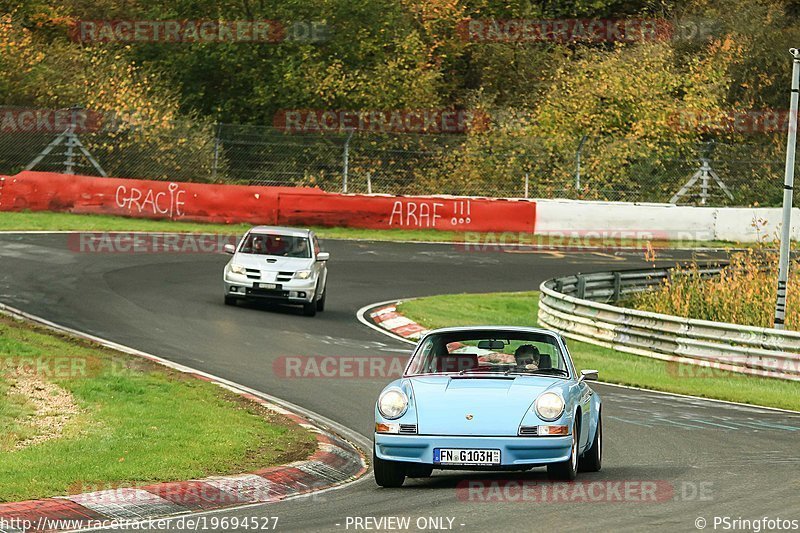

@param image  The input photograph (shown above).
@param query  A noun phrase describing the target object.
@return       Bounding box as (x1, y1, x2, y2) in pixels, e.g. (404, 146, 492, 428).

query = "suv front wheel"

(315, 285, 326, 311)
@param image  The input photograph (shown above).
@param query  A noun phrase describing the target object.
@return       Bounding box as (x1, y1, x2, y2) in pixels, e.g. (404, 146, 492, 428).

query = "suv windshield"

(239, 233, 311, 258)
(405, 330, 568, 377)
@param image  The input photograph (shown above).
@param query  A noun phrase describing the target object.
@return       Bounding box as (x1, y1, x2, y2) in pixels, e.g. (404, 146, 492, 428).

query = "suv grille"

(245, 269, 260, 280)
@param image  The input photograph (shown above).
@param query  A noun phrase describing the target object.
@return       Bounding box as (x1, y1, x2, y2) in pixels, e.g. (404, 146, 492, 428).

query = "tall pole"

(343, 129, 354, 193)
(575, 134, 588, 195)
(211, 122, 222, 181)
(773, 48, 800, 329)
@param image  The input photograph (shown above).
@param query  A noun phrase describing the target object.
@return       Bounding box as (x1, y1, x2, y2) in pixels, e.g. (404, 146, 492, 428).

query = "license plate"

(434, 448, 500, 465)
(257, 283, 278, 289)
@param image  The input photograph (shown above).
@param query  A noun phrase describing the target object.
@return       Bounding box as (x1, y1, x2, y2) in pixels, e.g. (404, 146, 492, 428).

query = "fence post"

(343, 129, 355, 193)
(575, 134, 588, 196)
(524, 173, 529, 198)
(211, 122, 222, 181)
(367, 172, 372, 194)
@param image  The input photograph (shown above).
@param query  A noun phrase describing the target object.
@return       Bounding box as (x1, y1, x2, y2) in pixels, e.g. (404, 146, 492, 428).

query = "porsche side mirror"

(579, 369, 599, 382)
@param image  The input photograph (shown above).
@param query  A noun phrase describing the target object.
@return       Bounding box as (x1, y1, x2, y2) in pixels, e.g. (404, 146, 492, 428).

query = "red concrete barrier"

(278, 192, 535, 232)
(0, 171, 314, 224)
(0, 171, 536, 232)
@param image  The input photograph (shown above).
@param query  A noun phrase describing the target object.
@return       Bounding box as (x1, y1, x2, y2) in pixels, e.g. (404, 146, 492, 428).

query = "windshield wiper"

(457, 369, 507, 376)
(530, 368, 569, 376)
(503, 367, 569, 376)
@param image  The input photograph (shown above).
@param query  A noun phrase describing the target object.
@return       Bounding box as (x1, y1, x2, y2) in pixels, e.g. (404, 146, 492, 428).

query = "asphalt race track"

(1, 233, 799, 533)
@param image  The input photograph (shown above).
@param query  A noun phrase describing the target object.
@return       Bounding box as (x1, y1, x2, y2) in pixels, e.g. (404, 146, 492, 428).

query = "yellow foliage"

(631, 249, 800, 330)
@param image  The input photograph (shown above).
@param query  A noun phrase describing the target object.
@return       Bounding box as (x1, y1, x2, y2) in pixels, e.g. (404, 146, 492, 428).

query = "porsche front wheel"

(547, 419, 579, 481)
(579, 411, 602, 472)
(373, 449, 406, 488)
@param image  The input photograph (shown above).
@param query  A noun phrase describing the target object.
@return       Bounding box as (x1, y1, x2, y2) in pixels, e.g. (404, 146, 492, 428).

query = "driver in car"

(514, 344, 540, 370)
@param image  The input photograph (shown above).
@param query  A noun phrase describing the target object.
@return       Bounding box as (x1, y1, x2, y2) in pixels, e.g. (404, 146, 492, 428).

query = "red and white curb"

(368, 303, 427, 341)
(0, 304, 368, 533)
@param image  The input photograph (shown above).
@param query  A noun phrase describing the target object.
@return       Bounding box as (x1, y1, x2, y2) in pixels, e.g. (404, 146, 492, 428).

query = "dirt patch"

(6, 374, 81, 450)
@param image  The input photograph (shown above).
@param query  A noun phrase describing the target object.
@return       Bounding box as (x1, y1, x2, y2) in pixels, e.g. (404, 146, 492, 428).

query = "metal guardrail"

(538, 266, 800, 381)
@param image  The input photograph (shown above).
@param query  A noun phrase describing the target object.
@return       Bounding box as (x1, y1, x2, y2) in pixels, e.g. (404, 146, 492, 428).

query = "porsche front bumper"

(374, 434, 573, 467)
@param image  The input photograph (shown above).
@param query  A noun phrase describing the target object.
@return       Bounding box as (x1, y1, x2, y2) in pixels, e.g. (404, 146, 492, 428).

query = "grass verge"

(397, 292, 800, 411)
(0, 210, 741, 248)
(0, 314, 316, 502)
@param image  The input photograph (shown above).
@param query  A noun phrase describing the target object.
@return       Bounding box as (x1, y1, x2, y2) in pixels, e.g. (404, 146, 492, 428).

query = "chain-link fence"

(0, 107, 792, 206)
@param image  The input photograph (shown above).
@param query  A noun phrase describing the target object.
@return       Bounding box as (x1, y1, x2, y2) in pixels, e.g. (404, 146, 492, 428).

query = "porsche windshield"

(239, 233, 311, 258)
(405, 330, 568, 377)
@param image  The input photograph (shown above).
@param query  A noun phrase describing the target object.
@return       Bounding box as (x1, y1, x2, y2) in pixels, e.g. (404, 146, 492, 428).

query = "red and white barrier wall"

(0, 172, 536, 233)
(534, 199, 800, 243)
(0, 171, 795, 242)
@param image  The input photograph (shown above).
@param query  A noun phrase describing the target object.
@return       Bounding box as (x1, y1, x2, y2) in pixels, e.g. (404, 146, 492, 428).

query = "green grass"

(397, 292, 800, 412)
(0, 210, 742, 247)
(0, 379, 37, 449)
(0, 316, 316, 502)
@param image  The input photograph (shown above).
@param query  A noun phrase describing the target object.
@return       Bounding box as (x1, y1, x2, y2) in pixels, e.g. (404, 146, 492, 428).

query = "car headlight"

(378, 388, 408, 419)
(229, 263, 246, 275)
(534, 392, 565, 421)
(294, 270, 313, 279)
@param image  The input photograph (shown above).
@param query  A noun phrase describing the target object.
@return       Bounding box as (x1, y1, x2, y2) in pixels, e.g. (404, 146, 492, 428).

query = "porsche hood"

(409, 375, 561, 436)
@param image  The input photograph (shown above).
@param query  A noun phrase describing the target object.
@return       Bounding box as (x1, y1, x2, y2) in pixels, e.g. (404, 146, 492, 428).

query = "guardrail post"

(576, 275, 586, 299)
(612, 272, 621, 302)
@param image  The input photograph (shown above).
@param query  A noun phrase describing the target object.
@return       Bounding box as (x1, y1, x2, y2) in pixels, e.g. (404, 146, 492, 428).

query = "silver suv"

(223, 227, 329, 316)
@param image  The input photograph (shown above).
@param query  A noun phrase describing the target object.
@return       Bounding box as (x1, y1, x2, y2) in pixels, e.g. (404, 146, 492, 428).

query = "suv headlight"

(229, 263, 246, 275)
(294, 270, 313, 279)
(534, 392, 565, 421)
(378, 388, 408, 419)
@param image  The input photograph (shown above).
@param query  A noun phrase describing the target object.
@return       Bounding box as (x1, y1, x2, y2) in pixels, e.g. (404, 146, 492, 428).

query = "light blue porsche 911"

(373, 326, 602, 487)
